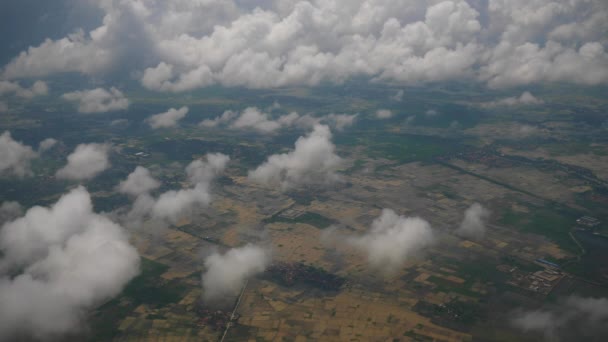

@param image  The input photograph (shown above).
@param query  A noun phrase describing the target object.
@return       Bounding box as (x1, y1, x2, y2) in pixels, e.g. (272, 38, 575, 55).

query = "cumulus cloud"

(325, 113, 358, 131)
(230, 107, 284, 133)
(0, 187, 139, 340)
(0, 131, 38, 177)
(202, 107, 356, 133)
(125, 153, 229, 225)
(199, 110, 237, 128)
(0, 201, 22, 224)
(348, 209, 435, 274)
(118, 166, 160, 197)
(512, 296, 608, 342)
(62, 87, 129, 113)
(376, 109, 393, 119)
(56, 143, 110, 181)
(249, 125, 342, 189)
(4, 1, 606, 89)
(0, 80, 48, 99)
(202, 244, 270, 302)
(38, 138, 58, 152)
(481, 91, 544, 107)
(186, 153, 230, 184)
(146, 106, 189, 129)
(455, 203, 490, 239)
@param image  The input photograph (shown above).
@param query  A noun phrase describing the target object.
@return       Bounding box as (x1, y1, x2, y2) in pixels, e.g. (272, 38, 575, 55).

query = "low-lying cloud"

(201, 107, 357, 132)
(202, 244, 270, 303)
(0, 80, 48, 99)
(124, 153, 229, 226)
(62, 87, 129, 113)
(456, 203, 490, 239)
(248, 125, 342, 189)
(481, 91, 544, 108)
(118, 166, 161, 197)
(56, 143, 110, 181)
(0, 187, 140, 340)
(347, 209, 435, 274)
(0, 131, 38, 177)
(376, 109, 394, 119)
(146, 106, 189, 129)
(0, 201, 22, 224)
(512, 296, 608, 342)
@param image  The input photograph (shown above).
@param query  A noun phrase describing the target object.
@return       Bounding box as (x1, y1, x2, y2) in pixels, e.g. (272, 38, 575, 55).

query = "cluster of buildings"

(499, 262, 564, 297)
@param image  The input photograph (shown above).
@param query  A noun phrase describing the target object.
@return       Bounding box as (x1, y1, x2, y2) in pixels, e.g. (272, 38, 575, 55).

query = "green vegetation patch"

(499, 205, 579, 254)
(264, 211, 335, 229)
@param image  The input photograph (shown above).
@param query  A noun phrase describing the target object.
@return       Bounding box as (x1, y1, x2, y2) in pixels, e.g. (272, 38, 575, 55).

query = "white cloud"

(186, 153, 230, 184)
(455, 203, 490, 239)
(118, 166, 160, 197)
(62, 87, 129, 113)
(202, 244, 270, 302)
(376, 109, 393, 119)
(0, 131, 38, 177)
(325, 113, 358, 131)
(249, 125, 342, 189)
(347, 209, 435, 274)
(3, 1, 606, 89)
(146, 106, 189, 129)
(199, 110, 237, 128)
(512, 296, 608, 341)
(481, 91, 544, 107)
(231, 107, 283, 133)
(0, 201, 22, 224)
(38, 138, 58, 152)
(0, 80, 48, 99)
(204, 107, 356, 132)
(125, 153, 229, 225)
(0, 187, 139, 340)
(56, 143, 110, 181)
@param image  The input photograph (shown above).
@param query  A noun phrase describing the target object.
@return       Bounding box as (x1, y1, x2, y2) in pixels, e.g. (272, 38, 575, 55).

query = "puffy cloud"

(325, 113, 358, 131)
(0, 201, 22, 224)
(142, 62, 214, 92)
(512, 296, 608, 341)
(199, 110, 237, 128)
(0, 102, 7, 112)
(375, 109, 393, 119)
(56, 143, 110, 181)
(186, 153, 230, 184)
(4, 0, 606, 89)
(2, 30, 114, 79)
(480, 41, 608, 88)
(146, 106, 189, 129)
(125, 153, 229, 225)
(455, 203, 490, 239)
(202, 244, 270, 302)
(249, 125, 342, 189)
(118, 166, 160, 197)
(348, 209, 435, 274)
(62, 87, 129, 113)
(0, 80, 48, 99)
(0, 187, 139, 339)
(0, 131, 38, 177)
(481, 91, 544, 107)
(204, 107, 355, 132)
(38, 138, 58, 152)
(231, 107, 283, 133)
